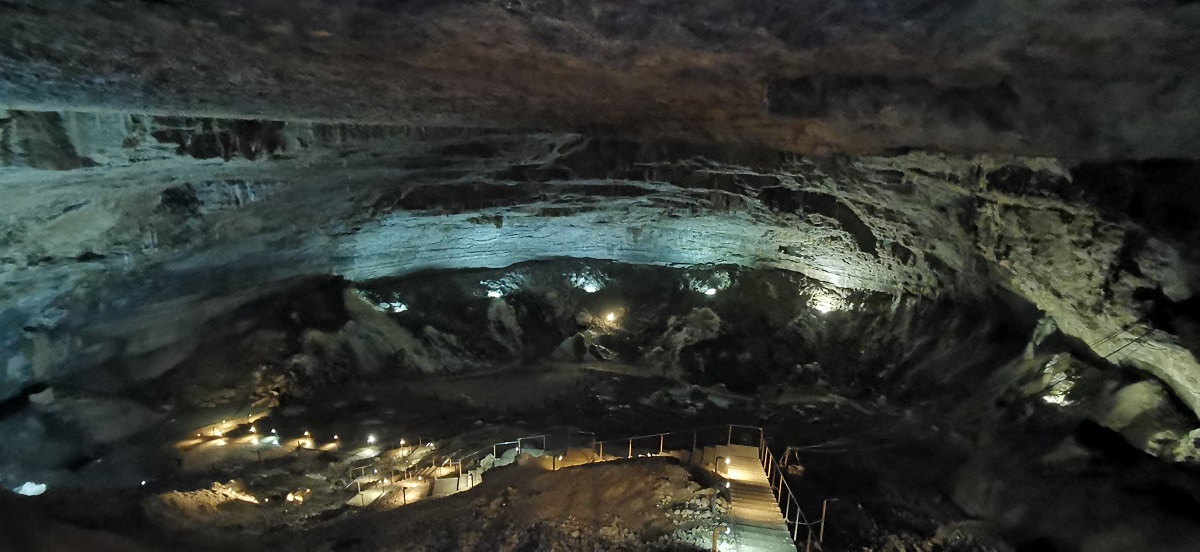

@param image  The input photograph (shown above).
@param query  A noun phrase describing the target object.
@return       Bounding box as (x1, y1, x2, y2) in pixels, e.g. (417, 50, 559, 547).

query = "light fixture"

(725, 481, 730, 488)
(486, 290, 502, 299)
(557, 455, 563, 461)
(724, 457, 731, 465)
(605, 312, 616, 322)
(141, 481, 146, 486)
(334, 435, 339, 440)
(303, 431, 310, 436)
(368, 435, 376, 444)
(249, 426, 256, 433)
(705, 288, 717, 296)
(400, 438, 406, 445)
(271, 428, 277, 434)
(582, 284, 600, 293)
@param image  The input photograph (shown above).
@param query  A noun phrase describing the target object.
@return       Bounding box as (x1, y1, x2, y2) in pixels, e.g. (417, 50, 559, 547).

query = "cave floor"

(3, 362, 1021, 551)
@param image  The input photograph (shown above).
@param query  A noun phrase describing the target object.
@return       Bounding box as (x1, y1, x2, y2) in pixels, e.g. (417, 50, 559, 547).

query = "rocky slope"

(2, 109, 1200, 486)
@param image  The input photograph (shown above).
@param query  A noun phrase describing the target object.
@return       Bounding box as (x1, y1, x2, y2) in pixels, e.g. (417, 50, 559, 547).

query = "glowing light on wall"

(1040, 355, 1075, 406)
(481, 273, 524, 298)
(12, 482, 46, 496)
(686, 271, 731, 296)
(570, 270, 608, 293)
(809, 290, 844, 314)
(378, 301, 408, 313)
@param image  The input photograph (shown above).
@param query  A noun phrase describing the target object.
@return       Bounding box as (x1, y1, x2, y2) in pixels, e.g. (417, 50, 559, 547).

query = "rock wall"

(2, 1, 1199, 158)
(1, 109, 1199, 427)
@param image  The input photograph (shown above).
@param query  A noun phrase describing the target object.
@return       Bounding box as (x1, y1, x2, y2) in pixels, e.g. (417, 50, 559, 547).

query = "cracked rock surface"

(1, 1, 1199, 159)
(3, 110, 1200, 428)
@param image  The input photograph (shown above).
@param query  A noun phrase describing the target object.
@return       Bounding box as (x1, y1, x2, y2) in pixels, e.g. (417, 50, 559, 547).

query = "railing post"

(598, 442, 603, 460)
(692, 431, 697, 451)
(820, 499, 828, 543)
(659, 434, 664, 455)
(727, 425, 732, 445)
(628, 438, 633, 459)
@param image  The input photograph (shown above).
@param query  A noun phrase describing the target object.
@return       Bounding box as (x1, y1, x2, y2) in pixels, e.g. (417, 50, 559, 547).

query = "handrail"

(342, 422, 816, 550)
(347, 432, 552, 488)
(760, 444, 812, 551)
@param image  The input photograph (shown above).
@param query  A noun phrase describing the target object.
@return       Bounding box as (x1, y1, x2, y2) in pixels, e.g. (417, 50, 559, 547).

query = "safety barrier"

(592, 423, 826, 552)
(343, 423, 828, 550)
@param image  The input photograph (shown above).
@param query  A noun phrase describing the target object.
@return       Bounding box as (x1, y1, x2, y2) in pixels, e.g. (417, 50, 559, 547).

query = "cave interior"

(3, 1, 1200, 551)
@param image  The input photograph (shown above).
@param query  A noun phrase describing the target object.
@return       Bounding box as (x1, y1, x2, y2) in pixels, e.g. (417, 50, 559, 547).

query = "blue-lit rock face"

(1, 110, 1200, 483)
(1, 113, 1198, 412)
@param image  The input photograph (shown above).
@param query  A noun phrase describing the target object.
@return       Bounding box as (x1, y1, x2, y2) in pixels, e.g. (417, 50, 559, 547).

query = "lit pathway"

(716, 444, 795, 552)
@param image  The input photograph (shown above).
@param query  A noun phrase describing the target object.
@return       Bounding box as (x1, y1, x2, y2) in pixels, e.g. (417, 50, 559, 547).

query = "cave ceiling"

(2, 0, 1200, 425)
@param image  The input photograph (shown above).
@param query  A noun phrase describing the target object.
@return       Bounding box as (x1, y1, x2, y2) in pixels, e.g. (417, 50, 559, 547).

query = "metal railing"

(761, 443, 821, 551)
(345, 430, 572, 498)
(589, 423, 764, 460)
(592, 423, 826, 552)
(340, 423, 827, 551)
